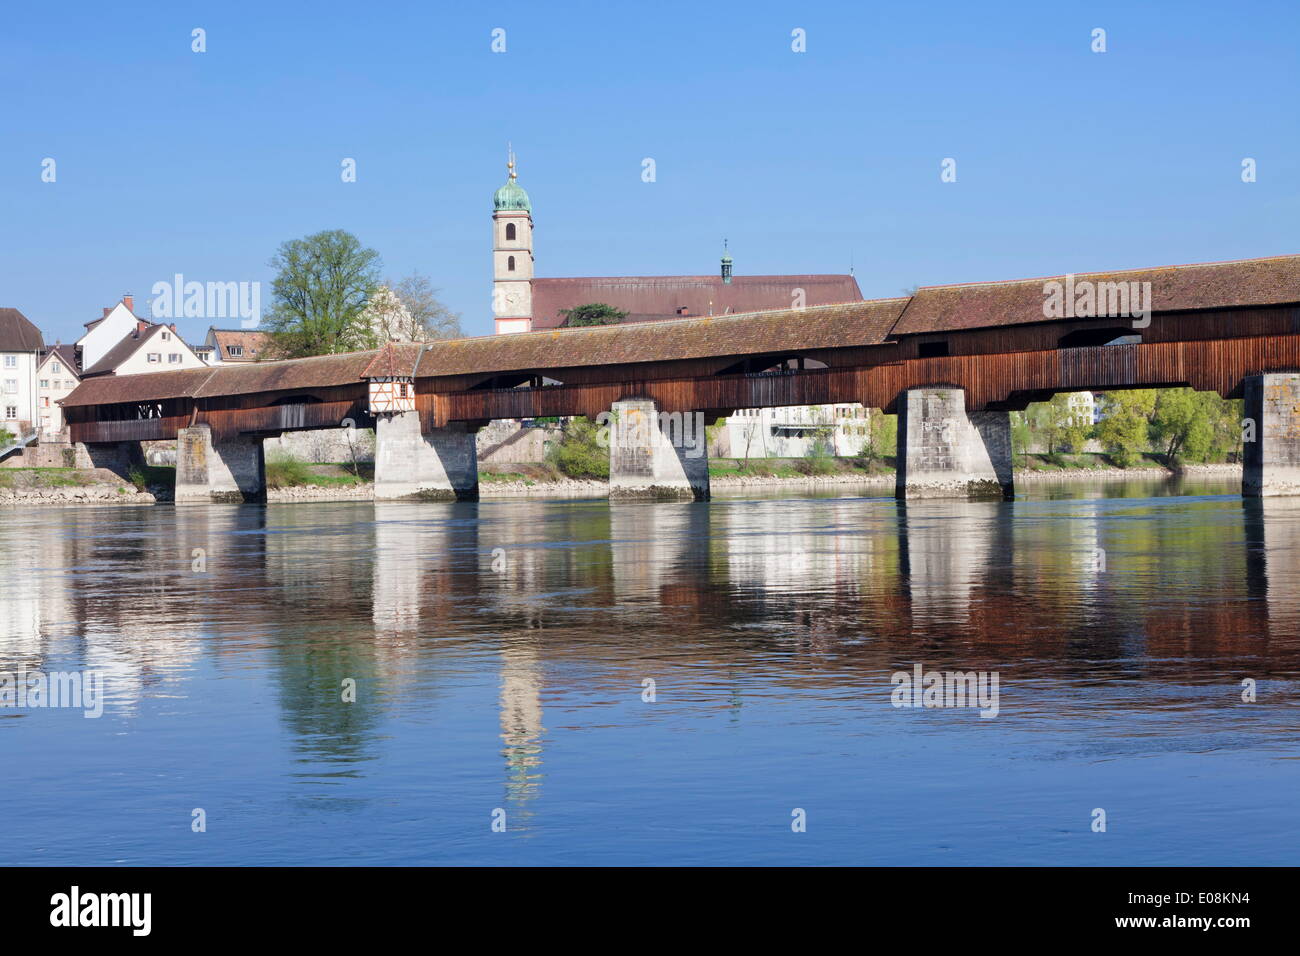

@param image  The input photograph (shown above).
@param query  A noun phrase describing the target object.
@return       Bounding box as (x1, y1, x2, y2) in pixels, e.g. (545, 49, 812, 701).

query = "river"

(1, 476, 1297, 865)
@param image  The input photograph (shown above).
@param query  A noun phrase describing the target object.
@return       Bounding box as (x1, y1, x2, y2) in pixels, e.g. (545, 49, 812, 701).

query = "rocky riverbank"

(0, 484, 155, 505)
(0, 461, 1245, 505)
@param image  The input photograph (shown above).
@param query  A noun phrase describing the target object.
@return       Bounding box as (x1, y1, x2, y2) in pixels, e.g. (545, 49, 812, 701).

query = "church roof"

(530, 274, 863, 329)
(493, 179, 531, 213)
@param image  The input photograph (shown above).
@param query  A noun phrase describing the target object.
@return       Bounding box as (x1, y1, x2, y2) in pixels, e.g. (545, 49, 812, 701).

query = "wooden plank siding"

(429, 333, 1300, 423)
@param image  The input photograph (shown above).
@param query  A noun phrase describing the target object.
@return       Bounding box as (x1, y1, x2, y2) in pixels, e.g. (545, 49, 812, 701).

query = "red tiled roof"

(892, 254, 1300, 336)
(530, 274, 863, 329)
(210, 328, 270, 361)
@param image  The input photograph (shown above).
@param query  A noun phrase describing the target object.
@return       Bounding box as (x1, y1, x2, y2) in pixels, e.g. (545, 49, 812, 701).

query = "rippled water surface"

(2, 478, 1298, 865)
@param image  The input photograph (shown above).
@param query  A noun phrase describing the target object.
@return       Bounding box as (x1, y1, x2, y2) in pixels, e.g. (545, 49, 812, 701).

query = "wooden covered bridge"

(60, 253, 1300, 501)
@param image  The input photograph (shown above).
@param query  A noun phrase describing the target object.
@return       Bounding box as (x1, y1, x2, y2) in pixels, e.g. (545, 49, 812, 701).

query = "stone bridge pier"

(607, 398, 710, 501)
(1244, 373, 1300, 497)
(373, 410, 479, 501)
(175, 424, 266, 503)
(65, 437, 143, 477)
(896, 388, 1014, 500)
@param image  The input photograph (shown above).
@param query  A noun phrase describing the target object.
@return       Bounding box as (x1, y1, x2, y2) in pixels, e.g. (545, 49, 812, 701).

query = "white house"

(724, 404, 871, 459)
(81, 322, 207, 378)
(36, 344, 80, 438)
(0, 307, 44, 436)
(77, 295, 147, 371)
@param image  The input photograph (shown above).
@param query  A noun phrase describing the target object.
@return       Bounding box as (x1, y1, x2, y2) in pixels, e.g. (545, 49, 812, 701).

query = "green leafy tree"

(1150, 388, 1243, 465)
(860, 409, 897, 468)
(262, 230, 382, 359)
(561, 303, 629, 327)
(1096, 390, 1157, 468)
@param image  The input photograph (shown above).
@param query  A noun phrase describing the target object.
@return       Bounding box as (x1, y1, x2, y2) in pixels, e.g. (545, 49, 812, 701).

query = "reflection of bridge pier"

(1244, 497, 1300, 635)
(899, 500, 1003, 629)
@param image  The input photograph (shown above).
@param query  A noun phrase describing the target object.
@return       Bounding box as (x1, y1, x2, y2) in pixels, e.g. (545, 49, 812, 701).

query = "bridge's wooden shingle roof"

(60, 253, 1300, 410)
(416, 298, 908, 376)
(61, 350, 382, 406)
(63, 298, 906, 406)
(892, 254, 1300, 336)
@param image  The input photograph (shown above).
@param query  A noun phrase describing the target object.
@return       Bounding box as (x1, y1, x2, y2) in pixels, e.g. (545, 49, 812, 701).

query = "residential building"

(81, 321, 206, 378)
(77, 295, 146, 370)
(0, 307, 44, 436)
(36, 344, 80, 438)
(204, 327, 269, 364)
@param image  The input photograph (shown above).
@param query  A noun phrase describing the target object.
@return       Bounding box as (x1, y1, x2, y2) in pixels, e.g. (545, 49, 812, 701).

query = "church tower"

(492, 149, 534, 334)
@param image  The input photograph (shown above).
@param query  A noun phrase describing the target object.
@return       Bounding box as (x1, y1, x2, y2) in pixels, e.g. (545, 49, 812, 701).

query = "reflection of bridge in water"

(59, 255, 1300, 503)
(4, 496, 1299, 784)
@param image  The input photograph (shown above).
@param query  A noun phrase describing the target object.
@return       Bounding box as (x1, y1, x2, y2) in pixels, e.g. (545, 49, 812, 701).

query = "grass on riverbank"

(479, 463, 565, 486)
(1014, 452, 1216, 472)
(0, 467, 109, 489)
(264, 457, 371, 489)
(709, 457, 896, 479)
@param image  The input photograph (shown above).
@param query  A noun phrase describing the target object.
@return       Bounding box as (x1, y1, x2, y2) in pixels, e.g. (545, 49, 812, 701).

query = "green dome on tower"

(494, 151, 531, 212)
(493, 178, 531, 212)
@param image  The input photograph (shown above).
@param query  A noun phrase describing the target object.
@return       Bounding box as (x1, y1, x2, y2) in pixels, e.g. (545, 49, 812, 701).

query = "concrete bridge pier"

(69, 440, 144, 478)
(896, 388, 1014, 500)
(373, 410, 479, 501)
(175, 424, 266, 503)
(607, 398, 710, 501)
(1243, 374, 1300, 496)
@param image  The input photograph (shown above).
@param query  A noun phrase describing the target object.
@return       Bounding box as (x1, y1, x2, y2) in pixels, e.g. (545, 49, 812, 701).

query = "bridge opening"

(716, 354, 828, 376)
(470, 372, 563, 390)
(1058, 328, 1142, 348)
(918, 340, 949, 358)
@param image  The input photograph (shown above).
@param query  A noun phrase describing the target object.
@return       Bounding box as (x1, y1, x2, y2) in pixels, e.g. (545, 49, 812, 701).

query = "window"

(3, 356, 15, 368)
(507, 255, 516, 272)
(399, 383, 409, 398)
(51, 362, 61, 373)
(169, 353, 181, 363)
(3, 379, 15, 394)
(39, 379, 48, 388)
(4, 406, 15, 419)
(42, 397, 49, 407)
(161, 331, 171, 340)
(505, 222, 516, 241)
(228, 345, 244, 357)
(147, 353, 161, 363)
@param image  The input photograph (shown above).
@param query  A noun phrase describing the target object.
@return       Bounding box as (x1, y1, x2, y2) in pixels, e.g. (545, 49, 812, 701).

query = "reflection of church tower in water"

(500, 640, 545, 808)
(492, 147, 534, 334)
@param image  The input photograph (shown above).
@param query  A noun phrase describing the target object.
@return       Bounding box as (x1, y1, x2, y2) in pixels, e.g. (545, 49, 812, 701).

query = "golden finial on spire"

(507, 142, 517, 181)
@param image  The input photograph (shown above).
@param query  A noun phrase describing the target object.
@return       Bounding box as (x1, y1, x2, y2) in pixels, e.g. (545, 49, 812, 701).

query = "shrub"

(547, 417, 609, 479)
(127, 465, 148, 492)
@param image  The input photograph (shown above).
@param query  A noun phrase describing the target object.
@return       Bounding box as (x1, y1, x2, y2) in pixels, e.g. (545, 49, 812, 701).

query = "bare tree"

(388, 273, 463, 340)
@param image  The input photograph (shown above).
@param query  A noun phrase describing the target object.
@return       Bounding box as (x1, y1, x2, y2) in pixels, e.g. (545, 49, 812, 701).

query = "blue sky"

(2, 0, 1296, 344)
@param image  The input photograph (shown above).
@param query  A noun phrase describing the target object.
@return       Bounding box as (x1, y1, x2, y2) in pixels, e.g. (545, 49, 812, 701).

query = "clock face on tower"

(504, 292, 521, 311)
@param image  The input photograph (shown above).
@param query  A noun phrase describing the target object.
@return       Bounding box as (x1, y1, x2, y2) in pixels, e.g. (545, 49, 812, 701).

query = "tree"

(388, 273, 463, 340)
(561, 303, 628, 327)
(1150, 388, 1243, 465)
(860, 409, 897, 468)
(1096, 390, 1156, 468)
(261, 230, 382, 359)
